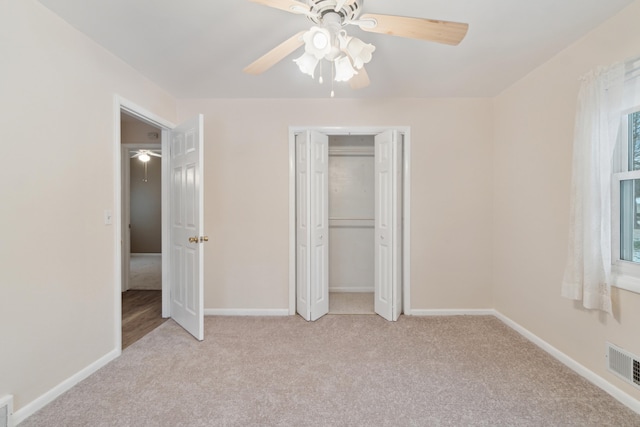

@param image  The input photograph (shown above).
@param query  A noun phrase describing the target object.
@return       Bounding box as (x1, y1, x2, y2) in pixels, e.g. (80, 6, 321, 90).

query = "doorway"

(114, 96, 206, 349)
(289, 127, 411, 322)
(120, 113, 166, 348)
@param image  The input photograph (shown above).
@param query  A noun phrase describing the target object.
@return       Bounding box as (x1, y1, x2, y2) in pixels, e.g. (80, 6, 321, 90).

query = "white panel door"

(295, 133, 311, 321)
(374, 130, 402, 321)
(170, 115, 204, 340)
(309, 131, 329, 320)
(296, 131, 329, 321)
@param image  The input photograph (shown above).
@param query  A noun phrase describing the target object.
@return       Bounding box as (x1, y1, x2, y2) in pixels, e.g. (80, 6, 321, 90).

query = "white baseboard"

(493, 310, 640, 415)
(329, 287, 374, 293)
(409, 309, 496, 316)
(204, 308, 289, 316)
(130, 253, 161, 257)
(13, 349, 120, 425)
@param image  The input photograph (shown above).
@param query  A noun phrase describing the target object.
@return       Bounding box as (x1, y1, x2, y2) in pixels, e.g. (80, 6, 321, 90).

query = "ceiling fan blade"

(357, 13, 469, 46)
(148, 152, 162, 158)
(350, 66, 370, 90)
(248, 0, 311, 15)
(244, 31, 305, 75)
(131, 152, 142, 158)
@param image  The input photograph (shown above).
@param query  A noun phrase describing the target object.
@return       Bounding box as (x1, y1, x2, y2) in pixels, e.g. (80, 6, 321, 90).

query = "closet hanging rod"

(329, 217, 375, 221)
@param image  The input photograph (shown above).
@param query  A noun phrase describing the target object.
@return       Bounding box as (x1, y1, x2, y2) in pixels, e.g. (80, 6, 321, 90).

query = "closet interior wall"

(328, 135, 375, 293)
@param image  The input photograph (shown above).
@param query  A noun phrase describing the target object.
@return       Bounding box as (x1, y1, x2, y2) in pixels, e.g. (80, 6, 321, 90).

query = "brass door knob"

(200, 236, 209, 243)
(188, 236, 199, 243)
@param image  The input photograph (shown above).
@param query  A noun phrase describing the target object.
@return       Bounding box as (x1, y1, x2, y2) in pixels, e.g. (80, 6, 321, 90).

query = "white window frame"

(612, 108, 640, 294)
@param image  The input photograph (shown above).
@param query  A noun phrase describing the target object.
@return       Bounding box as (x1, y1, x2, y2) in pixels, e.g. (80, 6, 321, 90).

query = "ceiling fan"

(130, 150, 161, 182)
(244, 0, 469, 93)
(130, 149, 161, 163)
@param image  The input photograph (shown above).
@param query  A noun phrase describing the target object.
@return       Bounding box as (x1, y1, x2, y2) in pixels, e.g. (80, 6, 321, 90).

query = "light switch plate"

(104, 209, 112, 225)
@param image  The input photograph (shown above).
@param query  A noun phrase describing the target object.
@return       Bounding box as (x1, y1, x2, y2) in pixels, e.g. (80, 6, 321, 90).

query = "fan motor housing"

(307, 0, 363, 24)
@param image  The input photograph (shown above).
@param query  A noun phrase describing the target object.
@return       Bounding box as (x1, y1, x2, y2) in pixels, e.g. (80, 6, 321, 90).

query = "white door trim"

(288, 126, 412, 316)
(113, 95, 175, 352)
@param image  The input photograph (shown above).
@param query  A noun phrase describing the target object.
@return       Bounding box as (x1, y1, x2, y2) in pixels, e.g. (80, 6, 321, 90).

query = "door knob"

(189, 236, 199, 243)
(200, 236, 209, 243)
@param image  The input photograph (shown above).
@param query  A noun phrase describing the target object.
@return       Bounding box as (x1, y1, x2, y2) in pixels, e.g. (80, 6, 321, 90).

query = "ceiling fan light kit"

(245, 0, 469, 94)
(130, 149, 161, 182)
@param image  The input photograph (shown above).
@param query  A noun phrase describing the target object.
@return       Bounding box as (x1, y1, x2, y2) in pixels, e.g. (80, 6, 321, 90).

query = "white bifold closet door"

(296, 130, 329, 321)
(296, 129, 402, 322)
(374, 130, 403, 321)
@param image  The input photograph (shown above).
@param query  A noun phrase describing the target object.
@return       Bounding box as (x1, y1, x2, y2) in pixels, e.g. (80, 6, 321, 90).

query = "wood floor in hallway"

(122, 290, 167, 349)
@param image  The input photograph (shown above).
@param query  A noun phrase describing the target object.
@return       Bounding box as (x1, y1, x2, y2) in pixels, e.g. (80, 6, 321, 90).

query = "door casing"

(288, 126, 412, 317)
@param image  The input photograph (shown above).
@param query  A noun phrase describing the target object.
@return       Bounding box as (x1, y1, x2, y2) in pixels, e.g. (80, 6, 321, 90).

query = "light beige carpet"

(21, 316, 640, 426)
(329, 292, 374, 314)
(129, 254, 161, 290)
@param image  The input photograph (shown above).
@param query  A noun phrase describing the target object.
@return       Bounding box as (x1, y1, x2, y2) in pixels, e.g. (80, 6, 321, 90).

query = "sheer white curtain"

(561, 62, 625, 314)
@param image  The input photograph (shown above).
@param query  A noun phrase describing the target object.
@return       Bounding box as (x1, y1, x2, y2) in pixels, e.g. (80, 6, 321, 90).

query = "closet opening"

(289, 127, 411, 322)
(328, 135, 375, 314)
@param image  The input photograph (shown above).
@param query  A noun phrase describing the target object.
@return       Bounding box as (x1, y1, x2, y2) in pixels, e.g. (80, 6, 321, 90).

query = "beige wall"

(0, 0, 176, 412)
(177, 98, 495, 311)
(121, 116, 162, 144)
(493, 0, 640, 401)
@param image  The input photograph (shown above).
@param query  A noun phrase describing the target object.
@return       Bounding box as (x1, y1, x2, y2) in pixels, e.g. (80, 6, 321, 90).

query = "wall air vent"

(606, 342, 640, 390)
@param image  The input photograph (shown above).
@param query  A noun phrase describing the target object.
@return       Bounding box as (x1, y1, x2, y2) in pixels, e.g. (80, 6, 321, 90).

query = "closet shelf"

(329, 217, 375, 228)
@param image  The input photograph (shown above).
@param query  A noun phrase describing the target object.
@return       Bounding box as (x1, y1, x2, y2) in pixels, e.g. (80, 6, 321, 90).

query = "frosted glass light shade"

(138, 153, 151, 162)
(303, 26, 332, 59)
(312, 32, 329, 50)
(294, 52, 320, 78)
(334, 56, 358, 82)
(343, 36, 375, 69)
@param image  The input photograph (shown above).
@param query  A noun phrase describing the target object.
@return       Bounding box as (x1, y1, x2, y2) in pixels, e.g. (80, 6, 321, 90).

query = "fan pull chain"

(143, 161, 148, 182)
(331, 64, 335, 98)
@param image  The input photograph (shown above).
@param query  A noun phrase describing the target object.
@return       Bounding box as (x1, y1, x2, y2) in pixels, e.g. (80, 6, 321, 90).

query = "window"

(612, 110, 640, 293)
(562, 58, 640, 310)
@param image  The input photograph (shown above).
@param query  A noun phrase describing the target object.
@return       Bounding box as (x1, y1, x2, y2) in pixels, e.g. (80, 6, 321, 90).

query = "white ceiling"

(38, 0, 634, 99)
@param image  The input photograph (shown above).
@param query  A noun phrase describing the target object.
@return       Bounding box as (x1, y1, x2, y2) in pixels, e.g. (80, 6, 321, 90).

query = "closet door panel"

(374, 130, 402, 321)
(296, 131, 329, 321)
(309, 132, 329, 320)
(295, 133, 311, 321)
